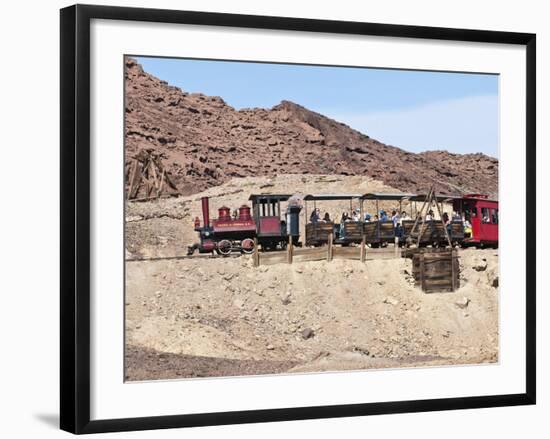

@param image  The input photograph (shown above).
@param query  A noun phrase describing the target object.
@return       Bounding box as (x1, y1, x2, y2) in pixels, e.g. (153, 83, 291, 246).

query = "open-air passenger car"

(303, 194, 363, 246)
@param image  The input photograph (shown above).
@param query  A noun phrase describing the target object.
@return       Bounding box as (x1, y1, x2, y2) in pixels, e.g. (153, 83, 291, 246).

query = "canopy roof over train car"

(409, 193, 461, 202)
(248, 194, 293, 203)
(361, 192, 417, 201)
(361, 192, 462, 202)
(303, 193, 363, 201)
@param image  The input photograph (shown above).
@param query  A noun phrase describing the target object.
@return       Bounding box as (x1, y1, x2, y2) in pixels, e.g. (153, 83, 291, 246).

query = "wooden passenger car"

(363, 221, 396, 247)
(305, 222, 334, 246)
(303, 194, 363, 246)
(361, 192, 416, 247)
(302, 191, 477, 249)
(341, 221, 363, 243)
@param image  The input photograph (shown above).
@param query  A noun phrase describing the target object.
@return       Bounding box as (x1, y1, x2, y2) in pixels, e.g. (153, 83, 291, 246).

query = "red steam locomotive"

(187, 194, 302, 255)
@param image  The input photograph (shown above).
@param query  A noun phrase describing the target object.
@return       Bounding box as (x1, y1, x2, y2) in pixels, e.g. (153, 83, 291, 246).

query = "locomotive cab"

(249, 194, 301, 250)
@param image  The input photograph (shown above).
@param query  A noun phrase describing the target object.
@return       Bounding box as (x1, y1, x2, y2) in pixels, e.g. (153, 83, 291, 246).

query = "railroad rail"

(126, 253, 241, 262)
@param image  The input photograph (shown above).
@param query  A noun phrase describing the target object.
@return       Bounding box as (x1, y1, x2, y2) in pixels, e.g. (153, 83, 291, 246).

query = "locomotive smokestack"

(201, 197, 210, 227)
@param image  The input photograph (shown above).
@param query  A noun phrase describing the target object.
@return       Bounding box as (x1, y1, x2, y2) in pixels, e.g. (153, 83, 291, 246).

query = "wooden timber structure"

(126, 149, 178, 201)
(407, 186, 453, 247)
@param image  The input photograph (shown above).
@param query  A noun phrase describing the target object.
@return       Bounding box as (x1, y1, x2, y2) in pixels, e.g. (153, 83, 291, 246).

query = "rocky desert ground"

(125, 175, 499, 381)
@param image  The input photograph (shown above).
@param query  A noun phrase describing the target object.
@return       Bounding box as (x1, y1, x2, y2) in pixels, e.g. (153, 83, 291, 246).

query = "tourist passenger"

(391, 210, 400, 227)
(364, 213, 371, 222)
(339, 212, 349, 237)
(379, 210, 388, 221)
(351, 209, 360, 221)
(442, 212, 449, 225)
(463, 218, 472, 237)
(452, 211, 462, 221)
(323, 212, 331, 222)
(391, 210, 401, 239)
(310, 208, 320, 224)
(426, 210, 434, 221)
(399, 211, 411, 240)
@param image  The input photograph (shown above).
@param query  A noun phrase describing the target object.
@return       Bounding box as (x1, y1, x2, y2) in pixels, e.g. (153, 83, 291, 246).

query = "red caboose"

(453, 194, 498, 248)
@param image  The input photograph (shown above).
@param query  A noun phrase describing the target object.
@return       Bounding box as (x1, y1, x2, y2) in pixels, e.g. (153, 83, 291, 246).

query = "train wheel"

(217, 239, 232, 256)
(241, 238, 255, 254)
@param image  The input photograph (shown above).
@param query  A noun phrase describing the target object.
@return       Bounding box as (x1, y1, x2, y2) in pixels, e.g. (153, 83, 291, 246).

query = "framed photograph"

(60, 4, 536, 434)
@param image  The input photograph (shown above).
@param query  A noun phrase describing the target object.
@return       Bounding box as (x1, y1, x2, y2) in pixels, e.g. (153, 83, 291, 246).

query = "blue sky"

(135, 56, 499, 158)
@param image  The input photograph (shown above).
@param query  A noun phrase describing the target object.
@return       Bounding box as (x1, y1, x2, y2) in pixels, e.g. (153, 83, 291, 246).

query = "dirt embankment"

(125, 250, 498, 381)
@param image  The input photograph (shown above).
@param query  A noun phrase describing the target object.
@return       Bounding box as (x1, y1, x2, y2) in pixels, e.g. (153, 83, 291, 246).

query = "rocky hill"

(125, 58, 498, 198)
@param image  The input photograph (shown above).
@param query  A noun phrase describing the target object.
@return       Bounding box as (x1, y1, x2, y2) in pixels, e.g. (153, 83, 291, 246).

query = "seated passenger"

(364, 213, 371, 222)
(452, 211, 462, 221)
(310, 208, 320, 224)
(351, 209, 360, 221)
(391, 210, 402, 238)
(379, 210, 388, 221)
(372, 214, 379, 222)
(323, 212, 331, 223)
(442, 212, 449, 225)
(463, 219, 472, 237)
(391, 210, 400, 227)
(339, 212, 349, 236)
(426, 210, 434, 221)
(400, 211, 411, 225)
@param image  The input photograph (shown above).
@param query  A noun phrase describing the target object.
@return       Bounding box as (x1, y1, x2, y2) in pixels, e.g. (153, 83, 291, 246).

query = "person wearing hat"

(379, 210, 388, 221)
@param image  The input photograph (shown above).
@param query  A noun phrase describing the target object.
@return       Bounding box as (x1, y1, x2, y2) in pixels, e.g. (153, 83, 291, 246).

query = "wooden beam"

(451, 249, 457, 291)
(129, 161, 143, 199)
(127, 160, 139, 200)
(287, 235, 293, 264)
(157, 169, 166, 198)
(432, 188, 452, 247)
(253, 238, 259, 267)
(420, 253, 426, 292)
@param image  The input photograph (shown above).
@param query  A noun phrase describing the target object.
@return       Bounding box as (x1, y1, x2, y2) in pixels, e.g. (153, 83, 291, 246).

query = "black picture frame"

(60, 4, 536, 434)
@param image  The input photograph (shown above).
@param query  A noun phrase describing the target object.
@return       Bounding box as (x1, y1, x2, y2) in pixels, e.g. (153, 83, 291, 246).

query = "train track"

(127, 246, 470, 263)
(126, 253, 242, 262)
